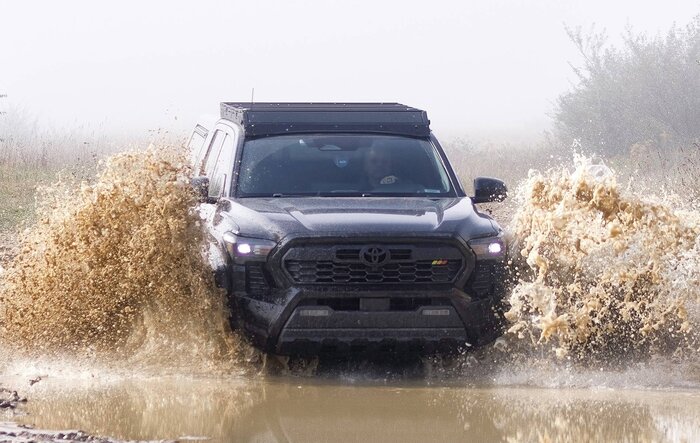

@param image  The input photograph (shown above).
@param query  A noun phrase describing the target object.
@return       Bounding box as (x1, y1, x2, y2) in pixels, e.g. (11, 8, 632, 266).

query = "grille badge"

(360, 245, 389, 266)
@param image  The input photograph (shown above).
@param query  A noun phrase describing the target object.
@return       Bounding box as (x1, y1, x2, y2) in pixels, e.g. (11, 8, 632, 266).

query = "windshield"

(236, 134, 454, 197)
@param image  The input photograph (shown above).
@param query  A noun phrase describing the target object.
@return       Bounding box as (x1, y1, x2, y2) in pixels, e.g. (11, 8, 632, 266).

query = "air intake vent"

(467, 262, 501, 297)
(246, 264, 271, 295)
(303, 297, 451, 312)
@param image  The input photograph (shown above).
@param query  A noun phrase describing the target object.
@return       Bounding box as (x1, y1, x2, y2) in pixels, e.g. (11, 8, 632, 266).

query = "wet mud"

(0, 375, 698, 443)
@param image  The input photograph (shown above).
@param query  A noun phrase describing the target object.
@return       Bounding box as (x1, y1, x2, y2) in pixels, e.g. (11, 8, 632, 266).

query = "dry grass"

(0, 166, 57, 231)
(0, 117, 181, 234)
(445, 137, 700, 212)
(0, 163, 107, 234)
(610, 141, 700, 204)
(0, 105, 172, 168)
(444, 137, 565, 193)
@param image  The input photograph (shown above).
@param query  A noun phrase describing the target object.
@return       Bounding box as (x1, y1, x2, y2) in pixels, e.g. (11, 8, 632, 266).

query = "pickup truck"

(188, 102, 508, 356)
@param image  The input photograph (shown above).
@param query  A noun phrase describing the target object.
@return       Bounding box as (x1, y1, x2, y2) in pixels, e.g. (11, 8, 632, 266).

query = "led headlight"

(222, 232, 277, 262)
(468, 234, 506, 259)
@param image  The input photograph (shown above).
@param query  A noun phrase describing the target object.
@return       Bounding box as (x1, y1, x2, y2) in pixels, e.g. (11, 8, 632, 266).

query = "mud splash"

(504, 155, 700, 362)
(0, 148, 247, 374)
(1, 148, 698, 378)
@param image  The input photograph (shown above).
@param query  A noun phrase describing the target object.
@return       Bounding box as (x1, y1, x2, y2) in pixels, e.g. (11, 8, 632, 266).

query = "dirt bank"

(1, 385, 174, 443)
(0, 422, 174, 443)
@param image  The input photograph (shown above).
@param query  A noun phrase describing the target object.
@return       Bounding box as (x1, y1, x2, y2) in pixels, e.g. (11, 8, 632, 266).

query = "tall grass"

(610, 141, 700, 204)
(0, 108, 181, 232)
(445, 137, 700, 200)
(0, 107, 173, 168)
(443, 135, 567, 192)
(0, 165, 59, 230)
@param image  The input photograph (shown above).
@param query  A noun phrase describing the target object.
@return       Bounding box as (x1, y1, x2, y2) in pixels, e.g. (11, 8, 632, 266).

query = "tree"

(555, 15, 700, 155)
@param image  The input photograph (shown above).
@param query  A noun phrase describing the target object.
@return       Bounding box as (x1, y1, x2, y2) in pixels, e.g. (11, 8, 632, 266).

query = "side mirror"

(472, 177, 507, 203)
(191, 176, 216, 203)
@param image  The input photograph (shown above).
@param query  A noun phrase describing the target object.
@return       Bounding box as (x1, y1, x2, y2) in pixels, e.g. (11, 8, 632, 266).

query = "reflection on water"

(5, 376, 698, 443)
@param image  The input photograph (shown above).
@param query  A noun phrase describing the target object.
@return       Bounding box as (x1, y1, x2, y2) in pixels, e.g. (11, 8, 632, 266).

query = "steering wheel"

(371, 177, 422, 193)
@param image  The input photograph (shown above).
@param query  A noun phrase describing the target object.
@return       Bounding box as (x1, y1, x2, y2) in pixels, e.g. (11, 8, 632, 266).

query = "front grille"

(283, 242, 465, 285)
(286, 259, 462, 284)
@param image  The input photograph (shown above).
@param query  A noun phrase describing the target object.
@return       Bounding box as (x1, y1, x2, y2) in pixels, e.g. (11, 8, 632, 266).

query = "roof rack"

(220, 102, 431, 138)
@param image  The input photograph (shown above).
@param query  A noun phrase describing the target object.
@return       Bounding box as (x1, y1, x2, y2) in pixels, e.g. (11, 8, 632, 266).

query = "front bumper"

(228, 235, 507, 355)
(232, 286, 504, 355)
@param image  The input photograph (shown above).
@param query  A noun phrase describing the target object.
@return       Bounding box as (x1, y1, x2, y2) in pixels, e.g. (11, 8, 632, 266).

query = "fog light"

(488, 242, 502, 254)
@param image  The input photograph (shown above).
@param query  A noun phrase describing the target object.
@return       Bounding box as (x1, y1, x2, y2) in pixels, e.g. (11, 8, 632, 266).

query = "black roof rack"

(220, 102, 431, 138)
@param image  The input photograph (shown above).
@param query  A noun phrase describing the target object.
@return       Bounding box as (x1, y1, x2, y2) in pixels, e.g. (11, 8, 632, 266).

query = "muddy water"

(0, 149, 241, 372)
(0, 374, 697, 443)
(1, 149, 699, 442)
(505, 155, 700, 361)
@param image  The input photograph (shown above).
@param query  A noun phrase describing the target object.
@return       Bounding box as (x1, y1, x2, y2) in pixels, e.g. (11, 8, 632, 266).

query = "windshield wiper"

(271, 193, 319, 198)
(316, 191, 374, 197)
(238, 192, 319, 198)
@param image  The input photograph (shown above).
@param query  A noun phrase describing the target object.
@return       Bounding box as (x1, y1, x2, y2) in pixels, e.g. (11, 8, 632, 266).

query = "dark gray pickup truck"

(188, 102, 508, 356)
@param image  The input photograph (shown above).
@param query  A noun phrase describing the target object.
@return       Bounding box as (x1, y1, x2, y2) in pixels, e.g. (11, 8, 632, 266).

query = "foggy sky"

(0, 0, 697, 140)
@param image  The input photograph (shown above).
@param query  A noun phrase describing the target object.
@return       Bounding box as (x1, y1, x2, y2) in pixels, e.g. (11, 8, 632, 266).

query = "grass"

(0, 165, 59, 231)
(444, 137, 565, 192)
(0, 115, 182, 233)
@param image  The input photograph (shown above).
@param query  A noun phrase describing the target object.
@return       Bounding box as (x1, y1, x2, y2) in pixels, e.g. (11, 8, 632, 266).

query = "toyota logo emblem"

(360, 245, 389, 266)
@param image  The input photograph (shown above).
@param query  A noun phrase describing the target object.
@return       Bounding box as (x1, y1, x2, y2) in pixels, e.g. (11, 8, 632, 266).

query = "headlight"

(222, 232, 277, 263)
(468, 234, 506, 259)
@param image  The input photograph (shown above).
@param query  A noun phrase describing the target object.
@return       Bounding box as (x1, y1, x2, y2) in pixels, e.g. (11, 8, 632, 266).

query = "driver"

(363, 147, 400, 188)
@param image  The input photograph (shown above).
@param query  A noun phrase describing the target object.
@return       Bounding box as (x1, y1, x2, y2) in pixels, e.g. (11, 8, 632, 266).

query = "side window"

(188, 126, 208, 172)
(203, 130, 226, 178)
(209, 133, 235, 198)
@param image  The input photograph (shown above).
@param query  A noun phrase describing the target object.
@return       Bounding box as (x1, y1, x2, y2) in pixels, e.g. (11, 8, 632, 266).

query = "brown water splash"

(505, 156, 700, 361)
(2, 148, 698, 377)
(0, 148, 245, 373)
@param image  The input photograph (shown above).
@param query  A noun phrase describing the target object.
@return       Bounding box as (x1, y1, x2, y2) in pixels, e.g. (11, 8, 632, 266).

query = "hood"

(218, 197, 500, 242)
